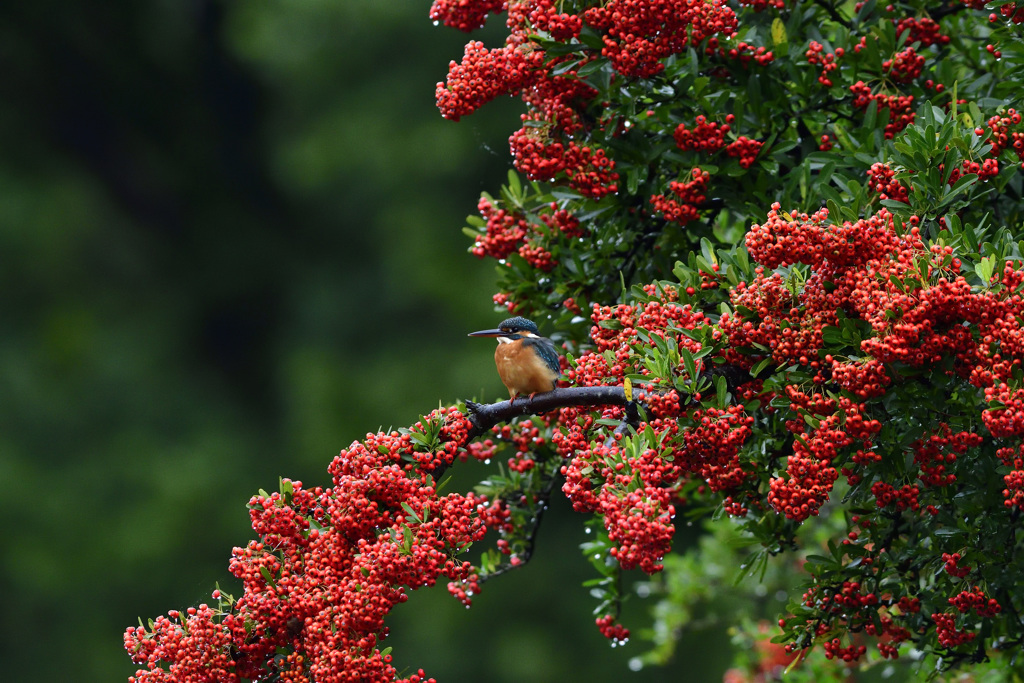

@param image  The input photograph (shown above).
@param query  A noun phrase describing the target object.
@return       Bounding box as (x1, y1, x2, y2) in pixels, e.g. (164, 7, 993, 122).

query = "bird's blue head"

(468, 316, 539, 340)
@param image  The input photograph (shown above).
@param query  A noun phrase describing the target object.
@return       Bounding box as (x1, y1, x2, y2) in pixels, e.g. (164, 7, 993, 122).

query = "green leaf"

(975, 255, 996, 286)
(435, 473, 454, 495)
(820, 327, 843, 345)
(771, 17, 787, 46)
(259, 566, 276, 589)
(576, 57, 607, 78)
(507, 169, 522, 197)
(401, 502, 421, 522)
(751, 356, 773, 378)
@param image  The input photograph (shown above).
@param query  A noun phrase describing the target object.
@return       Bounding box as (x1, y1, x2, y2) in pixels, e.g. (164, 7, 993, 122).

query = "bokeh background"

(0, 3, 729, 680)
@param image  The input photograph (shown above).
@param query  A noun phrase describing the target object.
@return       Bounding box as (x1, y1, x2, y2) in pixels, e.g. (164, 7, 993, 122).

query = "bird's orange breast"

(494, 341, 559, 398)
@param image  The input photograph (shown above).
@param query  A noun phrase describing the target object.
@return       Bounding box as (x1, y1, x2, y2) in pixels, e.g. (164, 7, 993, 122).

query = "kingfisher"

(468, 316, 561, 402)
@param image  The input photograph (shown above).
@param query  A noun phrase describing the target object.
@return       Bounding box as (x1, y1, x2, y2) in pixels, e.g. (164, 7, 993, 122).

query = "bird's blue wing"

(525, 337, 562, 376)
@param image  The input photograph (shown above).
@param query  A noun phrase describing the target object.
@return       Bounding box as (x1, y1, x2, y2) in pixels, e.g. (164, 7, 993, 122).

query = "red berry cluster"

(946, 157, 1000, 184)
(883, 46, 925, 84)
(912, 425, 982, 488)
(893, 16, 949, 48)
(516, 242, 555, 270)
(554, 289, 754, 571)
(942, 552, 971, 578)
(997, 443, 1024, 509)
(436, 42, 540, 122)
(436, 6, 627, 199)
(871, 481, 921, 511)
(985, 109, 1024, 160)
(931, 612, 977, 648)
(949, 586, 1002, 617)
(510, 125, 620, 198)
(993, 1, 1024, 23)
(850, 81, 916, 138)
(429, 0, 506, 32)
(823, 638, 868, 662)
(471, 196, 529, 260)
(650, 168, 710, 225)
(557, 417, 684, 571)
(492, 291, 517, 313)
(602, 486, 677, 573)
(736, 0, 786, 10)
(806, 41, 843, 87)
(541, 204, 583, 237)
(680, 405, 754, 494)
(744, 204, 900, 271)
(595, 614, 631, 642)
(508, 0, 583, 41)
(489, 420, 547, 472)
(867, 162, 909, 203)
(125, 407, 521, 682)
(828, 357, 890, 399)
(726, 136, 763, 168)
(583, 0, 740, 78)
(724, 199, 1024, 530)
(673, 115, 731, 152)
(709, 38, 775, 66)
(793, 583, 923, 661)
(767, 416, 844, 521)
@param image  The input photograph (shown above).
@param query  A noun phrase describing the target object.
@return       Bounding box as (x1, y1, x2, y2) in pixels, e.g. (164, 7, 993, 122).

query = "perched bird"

(468, 316, 561, 402)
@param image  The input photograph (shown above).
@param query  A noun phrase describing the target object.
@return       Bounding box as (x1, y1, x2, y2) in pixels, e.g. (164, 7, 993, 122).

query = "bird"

(468, 316, 561, 403)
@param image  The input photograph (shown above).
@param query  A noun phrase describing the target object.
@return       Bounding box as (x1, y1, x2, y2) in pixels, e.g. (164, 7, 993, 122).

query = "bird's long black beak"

(468, 328, 504, 337)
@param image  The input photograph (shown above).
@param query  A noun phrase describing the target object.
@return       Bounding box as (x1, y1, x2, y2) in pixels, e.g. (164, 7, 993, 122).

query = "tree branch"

(464, 385, 631, 439)
(477, 467, 565, 584)
(463, 360, 766, 440)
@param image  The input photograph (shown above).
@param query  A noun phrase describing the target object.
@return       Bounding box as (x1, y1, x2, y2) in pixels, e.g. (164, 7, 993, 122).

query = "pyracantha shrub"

(129, 0, 1024, 681)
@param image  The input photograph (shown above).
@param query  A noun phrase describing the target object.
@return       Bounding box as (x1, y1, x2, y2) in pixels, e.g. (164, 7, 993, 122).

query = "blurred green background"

(0, 2, 729, 680)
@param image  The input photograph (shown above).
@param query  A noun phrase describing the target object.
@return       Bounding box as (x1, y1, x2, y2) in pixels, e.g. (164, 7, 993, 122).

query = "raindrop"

(584, 527, 592, 534)
(628, 658, 643, 672)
